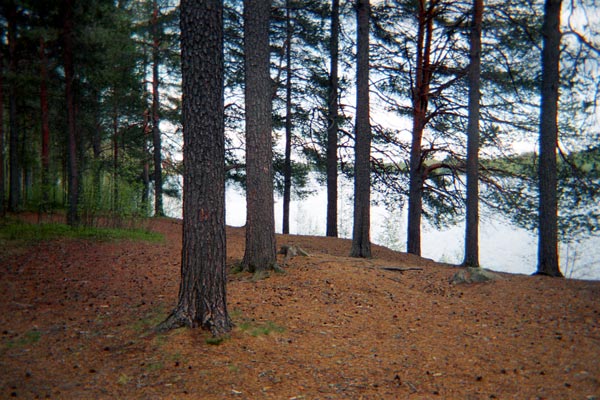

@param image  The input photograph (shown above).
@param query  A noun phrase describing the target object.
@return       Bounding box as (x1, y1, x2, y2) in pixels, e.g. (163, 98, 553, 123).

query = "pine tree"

(242, 0, 278, 272)
(159, 0, 232, 335)
(151, 0, 164, 217)
(326, 0, 340, 238)
(63, 0, 80, 226)
(282, 0, 293, 234)
(350, 0, 372, 258)
(537, 0, 563, 277)
(463, 0, 483, 268)
(7, 1, 20, 212)
(0, 25, 4, 216)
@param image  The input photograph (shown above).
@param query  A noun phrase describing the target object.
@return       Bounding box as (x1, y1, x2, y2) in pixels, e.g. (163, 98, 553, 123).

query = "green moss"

(2, 329, 42, 351)
(238, 320, 285, 337)
(117, 374, 132, 385)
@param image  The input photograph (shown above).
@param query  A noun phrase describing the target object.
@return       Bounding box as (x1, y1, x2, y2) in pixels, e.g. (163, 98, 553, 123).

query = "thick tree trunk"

(40, 36, 50, 209)
(406, 0, 433, 256)
(463, 0, 483, 268)
(242, 0, 278, 272)
(159, 0, 232, 336)
(8, 4, 20, 212)
(64, 0, 79, 226)
(326, 0, 340, 238)
(537, 0, 563, 277)
(152, 0, 164, 217)
(350, 0, 372, 258)
(282, 0, 292, 235)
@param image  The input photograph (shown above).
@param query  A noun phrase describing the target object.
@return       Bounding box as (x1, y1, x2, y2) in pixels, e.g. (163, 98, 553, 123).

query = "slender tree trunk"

(537, 0, 563, 277)
(407, 0, 433, 256)
(112, 108, 119, 213)
(8, 3, 20, 212)
(0, 29, 4, 216)
(92, 90, 102, 216)
(142, 109, 151, 215)
(40, 36, 50, 209)
(463, 0, 483, 268)
(22, 110, 32, 204)
(159, 0, 232, 336)
(64, 0, 79, 226)
(152, 0, 164, 217)
(242, 0, 278, 272)
(350, 0, 372, 258)
(326, 0, 340, 238)
(282, 0, 293, 234)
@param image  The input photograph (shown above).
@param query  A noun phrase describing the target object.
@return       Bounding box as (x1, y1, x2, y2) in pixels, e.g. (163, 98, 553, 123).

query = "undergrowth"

(0, 218, 163, 244)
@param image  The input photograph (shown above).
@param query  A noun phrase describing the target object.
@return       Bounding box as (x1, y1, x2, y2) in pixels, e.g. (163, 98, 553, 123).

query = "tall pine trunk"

(282, 0, 292, 234)
(142, 109, 151, 215)
(242, 0, 278, 272)
(159, 0, 232, 336)
(350, 0, 372, 258)
(112, 108, 119, 213)
(0, 26, 5, 216)
(407, 0, 433, 256)
(152, 0, 164, 217)
(64, 0, 79, 226)
(8, 3, 20, 212)
(326, 0, 340, 238)
(40, 36, 50, 209)
(537, 0, 563, 277)
(463, 0, 483, 267)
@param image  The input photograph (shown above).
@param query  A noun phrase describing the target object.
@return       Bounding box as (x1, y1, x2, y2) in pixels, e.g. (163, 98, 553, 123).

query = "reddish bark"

(407, 0, 435, 256)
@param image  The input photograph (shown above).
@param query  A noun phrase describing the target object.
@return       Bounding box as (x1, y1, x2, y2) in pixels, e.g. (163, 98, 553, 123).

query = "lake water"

(165, 178, 600, 280)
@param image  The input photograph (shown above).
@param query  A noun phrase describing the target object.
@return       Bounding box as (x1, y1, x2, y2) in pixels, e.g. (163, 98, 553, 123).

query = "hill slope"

(1, 217, 599, 399)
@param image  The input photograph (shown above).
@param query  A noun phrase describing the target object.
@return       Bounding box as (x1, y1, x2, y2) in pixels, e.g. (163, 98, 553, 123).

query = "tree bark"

(152, 0, 164, 217)
(142, 109, 151, 214)
(40, 36, 50, 209)
(112, 108, 119, 213)
(159, 0, 232, 336)
(0, 26, 5, 216)
(8, 3, 20, 212)
(282, 0, 293, 235)
(64, 0, 79, 226)
(92, 90, 102, 217)
(537, 0, 563, 277)
(463, 0, 483, 268)
(326, 0, 340, 238)
(350, 0, 372, 258)
(242, 0, 278, 272)
(407, 0, 433, 256)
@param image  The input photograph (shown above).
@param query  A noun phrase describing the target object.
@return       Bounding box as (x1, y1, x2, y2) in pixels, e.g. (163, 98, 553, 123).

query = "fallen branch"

(378, 266, 424, 272)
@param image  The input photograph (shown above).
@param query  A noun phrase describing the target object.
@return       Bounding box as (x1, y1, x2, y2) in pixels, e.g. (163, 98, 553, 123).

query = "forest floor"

(1, 216, 599, 399)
